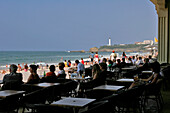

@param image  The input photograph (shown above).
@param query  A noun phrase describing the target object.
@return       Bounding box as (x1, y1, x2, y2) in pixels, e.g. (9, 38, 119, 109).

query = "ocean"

(0, 51, 147, 69)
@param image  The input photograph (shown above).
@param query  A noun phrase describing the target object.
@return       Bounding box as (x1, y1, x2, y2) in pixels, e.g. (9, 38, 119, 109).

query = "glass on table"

(134, 75, 138, 82)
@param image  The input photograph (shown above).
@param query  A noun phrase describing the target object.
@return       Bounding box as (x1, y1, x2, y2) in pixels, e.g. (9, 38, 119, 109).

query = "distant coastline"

(89, 44, 157, 53)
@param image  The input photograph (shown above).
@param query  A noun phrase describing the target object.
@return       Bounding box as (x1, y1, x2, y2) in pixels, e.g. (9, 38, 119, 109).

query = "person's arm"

(2, 75, 7, 83)
(27, 74, 32, 83)
(57, 71, 60, 77)
(77, 64, 80, 73)
(142, 74, 154, 82)
(93, 73, 97, 80)
(151, 73, 158, 84)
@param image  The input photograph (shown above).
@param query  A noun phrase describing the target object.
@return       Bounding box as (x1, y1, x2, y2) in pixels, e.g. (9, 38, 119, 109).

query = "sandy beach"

(0, 51, 153, 83)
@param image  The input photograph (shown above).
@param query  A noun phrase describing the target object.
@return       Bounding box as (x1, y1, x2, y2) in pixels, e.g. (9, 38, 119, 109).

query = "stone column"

(158, 9, 168, 63)
(150, 0, 170, 63)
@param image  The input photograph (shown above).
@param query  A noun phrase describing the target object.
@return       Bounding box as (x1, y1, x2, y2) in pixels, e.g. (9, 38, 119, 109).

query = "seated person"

(108, 60, 113, 71)
(129, 61, 161, 89)
(136, 57, 144, 65)
(102, 58, 107, 64)
(56, 62, 66, 79)
(126, 57, 132, 64)
(98, 63, 108, 81)
(79, 63, 107, 90)
(26, 65, 40, 84)
(132, 58, 150, 75)
(142, 61, 161, 84)
(2, 64, 23, 90)
(92, 64, 101, 80)
(45, 65, 56, 78)
(120, 58, 126, 67)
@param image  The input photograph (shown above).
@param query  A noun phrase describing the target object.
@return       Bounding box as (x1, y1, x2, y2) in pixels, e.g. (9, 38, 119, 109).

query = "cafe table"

(32, 83, 60, 88)
(51, 97, 96, 113)
(117, 78, 134, 82)
(0, 90, 25, 99)
(93, 85, 125, 92)
(121, 67, 135, 71)
(142, 71, 153, 74)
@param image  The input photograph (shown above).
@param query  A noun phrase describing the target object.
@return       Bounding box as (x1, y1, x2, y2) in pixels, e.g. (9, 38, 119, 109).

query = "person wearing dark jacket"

(2, 64, 23, 90)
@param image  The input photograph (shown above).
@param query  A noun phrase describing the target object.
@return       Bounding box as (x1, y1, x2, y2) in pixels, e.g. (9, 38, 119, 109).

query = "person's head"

(149, 55, 152, 59)
(144, 58, 149, 63)
(99, 63, 107, 71)
(136, 54, 138, 58)
(132, 56, 135, 59)
(75, 60, 79, 65)
(117, 59, 121, 64)
(102, 58, 107, 63)
(128, 57, 131, 61)
(10, 64, 18, 73)
(96, 52, 98, 54)
(122, 58, 125, 62)
(30, 65, 37, 74)
(64, 60, 67, 62)
(139, 57, 142, 60)
(81, 58, 83, 60)
(92, 64, 101, 74)
(149, 62, 160, 73)
(59, 62, 65, 70)
(49, 65, 55, 72)
(68, 60, 71, 63)
(108, 60, 113, 65)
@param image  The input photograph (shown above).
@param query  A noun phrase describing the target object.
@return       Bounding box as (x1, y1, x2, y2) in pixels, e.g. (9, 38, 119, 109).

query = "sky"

(0, 0, 158, 51)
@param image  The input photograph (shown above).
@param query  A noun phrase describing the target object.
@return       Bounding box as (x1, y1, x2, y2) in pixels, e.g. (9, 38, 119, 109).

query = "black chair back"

(34, 104, 74, 113)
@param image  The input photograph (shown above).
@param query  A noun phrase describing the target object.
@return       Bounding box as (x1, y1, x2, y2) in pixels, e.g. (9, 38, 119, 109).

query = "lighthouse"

(108, 37, 111, 46)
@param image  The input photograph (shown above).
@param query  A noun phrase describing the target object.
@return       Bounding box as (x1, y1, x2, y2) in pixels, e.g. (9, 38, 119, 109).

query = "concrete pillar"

(150, 0, 170, 63)
(168, 1, 170, 63)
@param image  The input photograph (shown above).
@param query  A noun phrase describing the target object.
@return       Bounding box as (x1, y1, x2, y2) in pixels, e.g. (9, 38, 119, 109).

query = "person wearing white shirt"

(136, 57, 143, 65)
(131, 56, 136, 65)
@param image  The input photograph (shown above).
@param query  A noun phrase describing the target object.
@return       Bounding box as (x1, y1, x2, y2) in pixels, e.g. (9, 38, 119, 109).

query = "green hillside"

(99, 44, 149, 52)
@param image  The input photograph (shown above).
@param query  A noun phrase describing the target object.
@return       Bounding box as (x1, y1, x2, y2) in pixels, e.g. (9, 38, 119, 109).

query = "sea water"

(0, 51, 147, 69)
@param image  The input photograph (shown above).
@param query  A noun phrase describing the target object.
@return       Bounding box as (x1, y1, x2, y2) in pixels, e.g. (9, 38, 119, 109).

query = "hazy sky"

(0, 0, 158, 51)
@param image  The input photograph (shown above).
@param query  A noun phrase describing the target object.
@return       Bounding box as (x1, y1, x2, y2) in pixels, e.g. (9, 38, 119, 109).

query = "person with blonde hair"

(92, 64, 101, 79)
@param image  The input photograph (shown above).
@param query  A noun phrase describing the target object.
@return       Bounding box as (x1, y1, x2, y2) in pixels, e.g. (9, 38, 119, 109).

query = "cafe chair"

(20, 88, 48, 113)
(56, 74, 66, 79)
(0, 95, 21, 113)
(60, 80, 78, 97)
(84, 89, 114, 100)
(161, 66, 170, 90)
(144, 79, 164, 112)
(21, 84, 42, 93)
(33, 104, 74, 113)
(80, 101, 111, 113)
(111, 86, 145, 113)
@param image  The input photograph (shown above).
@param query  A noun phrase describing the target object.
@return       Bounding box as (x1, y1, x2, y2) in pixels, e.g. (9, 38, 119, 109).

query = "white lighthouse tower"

(108, 37, 111, 46)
